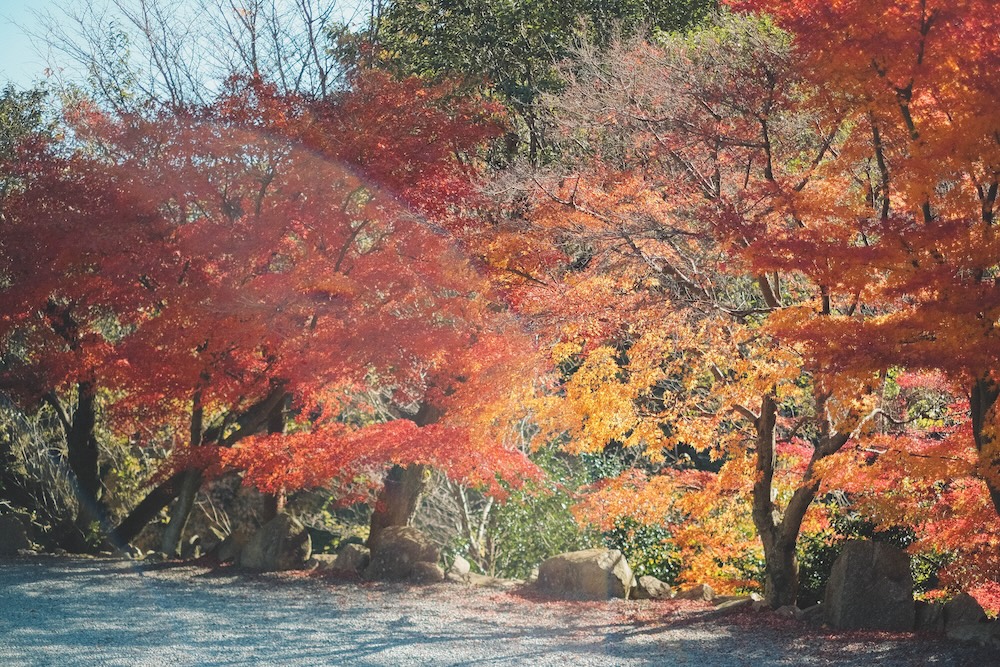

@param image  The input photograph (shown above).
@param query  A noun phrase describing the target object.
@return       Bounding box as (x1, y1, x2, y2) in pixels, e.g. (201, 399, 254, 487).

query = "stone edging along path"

(1, 556, 995, 666)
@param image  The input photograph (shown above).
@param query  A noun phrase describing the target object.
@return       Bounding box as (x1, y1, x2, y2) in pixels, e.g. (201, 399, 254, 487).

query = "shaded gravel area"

(0, 557, 995, 666)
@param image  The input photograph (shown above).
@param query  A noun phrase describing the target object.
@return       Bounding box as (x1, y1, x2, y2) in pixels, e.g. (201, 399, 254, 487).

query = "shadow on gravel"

(0, 558, 993, 666)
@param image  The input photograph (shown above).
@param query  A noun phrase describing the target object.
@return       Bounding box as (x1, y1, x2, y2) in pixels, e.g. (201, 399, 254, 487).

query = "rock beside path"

(238, 514, 312, 571)
(535, 549, 634, 600)
(331, 543, 371, 575)
(632, 575, 673, 600)
(824, 540, 914, 631)
(364, 526, 440, 581)
(675, 583, 715, 602)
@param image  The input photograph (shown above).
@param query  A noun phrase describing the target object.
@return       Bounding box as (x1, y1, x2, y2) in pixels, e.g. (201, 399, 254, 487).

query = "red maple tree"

(0, 72, 539, 551)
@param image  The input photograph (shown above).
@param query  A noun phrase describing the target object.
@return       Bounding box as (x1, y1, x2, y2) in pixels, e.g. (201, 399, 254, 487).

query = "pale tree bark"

(160, 390, 205, 556)
(367, 403, 441, 551)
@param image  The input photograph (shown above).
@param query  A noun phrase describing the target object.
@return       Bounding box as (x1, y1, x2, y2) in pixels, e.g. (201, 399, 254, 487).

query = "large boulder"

(914, 600, 946, 633)
(364, 526, 440, 581)
(943, 593, 987, 627)
(217, 527, 254, 563)
(824, 540, 914, 631)
(0, 514, 30, 556)
(238, 514, 312, 571)
(942, 593, 999, 647)
(331, 543, 371, 575)
(535, 548, 634, 600)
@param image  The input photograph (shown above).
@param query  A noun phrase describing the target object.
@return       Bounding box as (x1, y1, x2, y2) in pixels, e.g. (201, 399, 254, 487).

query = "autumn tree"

(483, 14, 921, 606)
(728, 2, 1000, 521)
(0, 70, 539, 552)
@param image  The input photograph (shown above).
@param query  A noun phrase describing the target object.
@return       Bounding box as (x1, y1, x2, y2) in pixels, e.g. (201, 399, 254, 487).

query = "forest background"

(1, 0, 998, 614)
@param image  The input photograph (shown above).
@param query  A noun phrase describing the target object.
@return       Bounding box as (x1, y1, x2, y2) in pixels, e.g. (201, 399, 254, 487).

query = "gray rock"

(449, 554, 471, 576)
(446, 571, 468, 584)
(332, 543, 370, 574)
(467, 573, 522, 590)
(824, 540, 914, 631)
(944, 593, 987, 627)
(714, 597, 754, 613)
(800, 604, 825, 625)
(311, 554, 337, 570)
(947, 621, 1000, 648)
(440, 570, 521, 589)
(0, 514, 30, 556)
(675, 583, 715, 602)
(535, 548, 634, 600)
(238, 514, 312, 571)
(217, 528, 253, 563)
(632, 575, 672, 600)
(915, 600, 946, 633)
(943, 593, 997, 647)
(410, 562, 445, 583)
(774, 605, 799, 619)
(364, 526, 439, 581)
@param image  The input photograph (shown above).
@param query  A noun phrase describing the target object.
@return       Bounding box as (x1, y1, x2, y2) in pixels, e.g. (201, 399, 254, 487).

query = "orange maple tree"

(722, 0, 1000, 601)
(726, 0, 1000, 540)
(486, 15, 956, 606)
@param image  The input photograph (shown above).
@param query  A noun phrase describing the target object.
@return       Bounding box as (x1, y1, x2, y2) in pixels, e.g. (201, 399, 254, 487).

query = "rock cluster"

(364, 526, 442, 581)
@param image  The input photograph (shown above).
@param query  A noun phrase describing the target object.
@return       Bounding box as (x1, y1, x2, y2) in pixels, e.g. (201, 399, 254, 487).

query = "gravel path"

(0, 557, 995, 666)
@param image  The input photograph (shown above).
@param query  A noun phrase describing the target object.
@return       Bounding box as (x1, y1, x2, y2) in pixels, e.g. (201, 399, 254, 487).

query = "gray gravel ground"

(0, 557, 996, 666)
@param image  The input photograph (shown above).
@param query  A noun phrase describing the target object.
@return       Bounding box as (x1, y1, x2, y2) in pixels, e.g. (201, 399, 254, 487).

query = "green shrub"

(603, 518, 682, 583)
(487, 445, 599, 579)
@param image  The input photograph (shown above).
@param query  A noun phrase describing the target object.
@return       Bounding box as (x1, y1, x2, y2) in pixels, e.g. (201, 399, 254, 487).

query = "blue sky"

(0, 1, 365, 90)
(0, 0, 52, 88)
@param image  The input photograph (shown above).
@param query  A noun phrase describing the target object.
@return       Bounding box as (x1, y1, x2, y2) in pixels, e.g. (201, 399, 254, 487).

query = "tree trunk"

(66, 382, 109, 545)
(159, 468, 202, 556)
(751, 391, 852, 608)
(257, 392, 288, 524)
(367, 464, 430, 551)
(161, 392, 205, 556)
(761, 534, 799, 608)
(107, 386, 288, 548)
(751, 393, 799, 607)
(971, 376, 1000, 515)
(367, 404, 440, 550)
